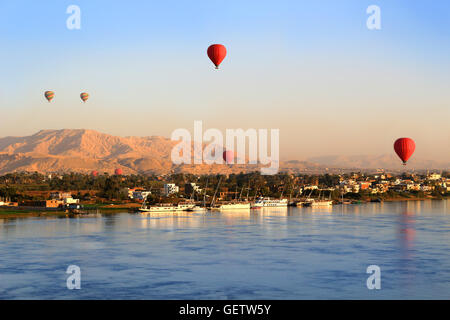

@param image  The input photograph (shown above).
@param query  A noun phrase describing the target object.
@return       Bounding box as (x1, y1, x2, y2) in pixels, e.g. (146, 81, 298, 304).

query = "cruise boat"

(215, 202, 251, 210)
(252, 197, 288, 208)
(139, 202, 195, 213)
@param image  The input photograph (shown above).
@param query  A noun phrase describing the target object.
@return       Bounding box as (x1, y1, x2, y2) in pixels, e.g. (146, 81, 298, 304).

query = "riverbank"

(0, 203, 141, 219)
(1, 197, 447, 219)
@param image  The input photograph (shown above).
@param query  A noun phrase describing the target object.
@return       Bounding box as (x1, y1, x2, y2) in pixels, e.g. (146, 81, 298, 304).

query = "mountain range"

(0, 129, 447, 175)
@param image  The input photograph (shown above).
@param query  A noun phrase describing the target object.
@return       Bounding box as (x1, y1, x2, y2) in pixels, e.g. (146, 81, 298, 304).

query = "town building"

(185, 183, 202, 195)
(163, 183, 179, 196)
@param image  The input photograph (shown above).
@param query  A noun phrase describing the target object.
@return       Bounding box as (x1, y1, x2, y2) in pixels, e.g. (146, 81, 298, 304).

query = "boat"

(295, 201, 305, 207)
(303, 198, 333, 207)
(214, 202, 251, 210)
(139, 202, 195, 213)
(310, 200, 333, 207)
(302, 189, 333, 207)
(186, 206, 208, 212)
(252, 197, 288, 208)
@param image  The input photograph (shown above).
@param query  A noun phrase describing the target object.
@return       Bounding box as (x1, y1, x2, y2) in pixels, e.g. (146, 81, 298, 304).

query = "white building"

(428, 173, 442, 181)
(185, 183, 202, 194)
(164, 184, 179, 196)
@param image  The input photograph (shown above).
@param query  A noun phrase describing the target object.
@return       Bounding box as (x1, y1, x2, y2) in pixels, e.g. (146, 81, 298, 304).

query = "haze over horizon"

(0, 129, 447, 174)
(0, 1, 449, 161)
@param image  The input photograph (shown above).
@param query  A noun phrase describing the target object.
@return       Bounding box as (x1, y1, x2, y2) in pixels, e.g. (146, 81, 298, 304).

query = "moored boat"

(252, 197, 288, 208)
(139, 202, 195, 213)
(215, 202, 251, 210)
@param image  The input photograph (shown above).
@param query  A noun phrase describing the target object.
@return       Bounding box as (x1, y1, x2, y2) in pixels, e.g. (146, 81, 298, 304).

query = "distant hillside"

(0, 129, 274, 175)
(307, 154, 450, 171)
(0, 129, 446, 175)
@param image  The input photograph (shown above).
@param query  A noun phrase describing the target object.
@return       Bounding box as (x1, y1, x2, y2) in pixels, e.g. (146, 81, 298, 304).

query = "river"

(0, 200, 449, 299)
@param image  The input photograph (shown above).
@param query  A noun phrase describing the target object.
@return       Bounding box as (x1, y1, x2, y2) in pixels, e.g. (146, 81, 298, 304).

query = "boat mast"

(239, 185, 244, 201)
(211, 176, 222, 207)
(203, 178, 209, 208)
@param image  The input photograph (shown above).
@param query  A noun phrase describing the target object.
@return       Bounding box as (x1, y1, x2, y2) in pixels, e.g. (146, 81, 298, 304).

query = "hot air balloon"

(394, 138, 415, 165)
(80, 92, 89, 103)
(115, 168, 123, 175)
(223, 150, 234, 164)
(207, 44, 227, 69)
(44, 91, 55, 102)
(91, 170, 99, 177)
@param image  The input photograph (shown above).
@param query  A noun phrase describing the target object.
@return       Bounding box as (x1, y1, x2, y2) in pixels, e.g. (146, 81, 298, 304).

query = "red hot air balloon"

(115, 168, 123, 175)
(223, 150, 234, 164)
(44, 91, 55, 102)
(207, 44, 227, 69)
(80, 92, 89, 103)
(394, 138, 415, 165)
(91, 170, 99, 177)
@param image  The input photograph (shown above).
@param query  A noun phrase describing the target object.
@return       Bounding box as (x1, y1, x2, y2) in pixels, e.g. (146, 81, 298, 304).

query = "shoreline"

(0, 197, 447, 219)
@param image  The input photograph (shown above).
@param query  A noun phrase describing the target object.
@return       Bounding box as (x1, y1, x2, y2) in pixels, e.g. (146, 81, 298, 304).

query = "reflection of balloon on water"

(399, 211, 416, 248)
(115, 168, 123, 175)
(80, 92, 89, 103)
(223, 150, 234, 164)
(207, 44, 227, 69)
(394, 138, 415, 165)
(44, 91, 55, 102)
(91, 170, 99, 177)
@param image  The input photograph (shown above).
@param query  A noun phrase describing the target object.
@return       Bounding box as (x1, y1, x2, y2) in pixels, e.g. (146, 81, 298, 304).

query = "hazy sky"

(0, 0, 449, 160)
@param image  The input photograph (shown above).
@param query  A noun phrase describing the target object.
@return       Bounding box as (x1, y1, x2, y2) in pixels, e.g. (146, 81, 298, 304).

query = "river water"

(0, 200, 449, 299)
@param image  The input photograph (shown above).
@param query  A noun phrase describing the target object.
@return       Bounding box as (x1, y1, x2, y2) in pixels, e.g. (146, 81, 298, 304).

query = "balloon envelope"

(80, 92, 89, 102)
(394, 138, 415, 164)
(114, 168, 123, 175)
(91, 170, 99, 177)
(44, 91, 55, 102)
(223, 150, 234, 164)
(207, 44, 227, 69)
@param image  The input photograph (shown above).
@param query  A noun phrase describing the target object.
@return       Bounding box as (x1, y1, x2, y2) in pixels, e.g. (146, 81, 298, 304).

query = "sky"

(0, 0, 449, 161)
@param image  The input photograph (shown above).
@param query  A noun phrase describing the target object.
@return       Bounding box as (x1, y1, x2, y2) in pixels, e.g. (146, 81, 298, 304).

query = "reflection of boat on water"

(252, 197, 288, 208)
(311, 200, 333, 207)
(310, 205, 333, 213)
(139, 202, 195, 213)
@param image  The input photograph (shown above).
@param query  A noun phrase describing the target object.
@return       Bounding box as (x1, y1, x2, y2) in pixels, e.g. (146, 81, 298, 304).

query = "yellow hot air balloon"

(80, 92, 89, 103)
(44, 91, 55, 102)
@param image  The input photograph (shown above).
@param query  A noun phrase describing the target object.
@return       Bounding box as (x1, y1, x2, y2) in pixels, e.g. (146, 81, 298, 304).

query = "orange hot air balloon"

(207, 44, 227, 69)
(115, 168, 123, 175)
(45, 91, 55, 102)
(91, 170, 99, 177)
(394, 138, 416, 165)
(80, 92, 89, 103)
(223, 150, 234, 164)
